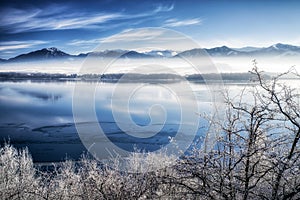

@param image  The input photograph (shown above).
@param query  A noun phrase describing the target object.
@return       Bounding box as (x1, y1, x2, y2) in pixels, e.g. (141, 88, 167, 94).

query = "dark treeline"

(0, 72, 271, 82)
(0, 72, 77, 80)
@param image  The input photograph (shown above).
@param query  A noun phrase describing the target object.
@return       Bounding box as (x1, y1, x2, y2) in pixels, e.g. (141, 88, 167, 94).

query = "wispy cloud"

(164, 18, 202, 27)
(0, 6, 122, 33)
(67, 39, 103, 47)
(154, 4, 174, 12)
(67, 27, 178, 49)
(95, 28, 199, 51)
(0, 3, 174, 33)
(0, 40, 49, 51)
(103, 29, 165, 43)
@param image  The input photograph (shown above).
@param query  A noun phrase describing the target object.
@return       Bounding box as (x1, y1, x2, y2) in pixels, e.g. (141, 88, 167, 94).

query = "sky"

(1, 0, 300, 59)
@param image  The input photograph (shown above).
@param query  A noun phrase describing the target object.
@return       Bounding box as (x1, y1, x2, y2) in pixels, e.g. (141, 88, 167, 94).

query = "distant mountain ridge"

(8, 47, 71, 62)
(251, 43, 300, 56)
(77, 49, 128, 58)
(177, 43, 300, 57)
(1, 43, 300, 62)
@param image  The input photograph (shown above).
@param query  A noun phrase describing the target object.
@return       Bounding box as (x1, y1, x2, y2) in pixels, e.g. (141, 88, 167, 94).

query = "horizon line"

(1, 42, 300, 60)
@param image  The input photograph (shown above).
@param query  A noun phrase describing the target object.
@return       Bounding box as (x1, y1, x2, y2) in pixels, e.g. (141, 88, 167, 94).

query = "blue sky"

(1, 0, 300, 59)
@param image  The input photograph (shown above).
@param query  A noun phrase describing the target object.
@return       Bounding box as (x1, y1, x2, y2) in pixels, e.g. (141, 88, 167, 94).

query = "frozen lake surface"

(0, 79, 297, 162)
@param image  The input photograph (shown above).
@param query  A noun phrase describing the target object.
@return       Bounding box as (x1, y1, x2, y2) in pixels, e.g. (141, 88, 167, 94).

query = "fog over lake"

(1, 56, 299, 74)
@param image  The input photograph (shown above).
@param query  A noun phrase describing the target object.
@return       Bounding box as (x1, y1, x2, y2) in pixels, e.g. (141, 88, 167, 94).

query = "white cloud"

(96, 28, 200, 52)
(154, 4, 174, 12)
(164, 18, 202, 27)
(53, 13, 122, 30)
(0, 6, 123, 33)
(0, 3, 175, 33)
(103, 29, 165, 43)
(0, 44, 32, 51)
(67, 39, 103, 46)
(67, 29, 167, 50)
(0, 40, 49, 51)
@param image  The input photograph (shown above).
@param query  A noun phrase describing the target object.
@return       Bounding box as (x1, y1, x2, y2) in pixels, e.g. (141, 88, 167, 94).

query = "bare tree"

(168, 63, 299, 200)
(250, 63, 300, 200)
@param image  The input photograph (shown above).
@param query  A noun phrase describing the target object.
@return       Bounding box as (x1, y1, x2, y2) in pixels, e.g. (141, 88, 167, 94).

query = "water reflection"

(0, 80, 220, 162)
(15, 89, 62, 101)
(2, 80, 296, 162)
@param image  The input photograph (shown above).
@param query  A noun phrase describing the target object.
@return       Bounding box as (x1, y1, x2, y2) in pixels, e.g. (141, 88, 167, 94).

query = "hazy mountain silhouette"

(2, 43, 300, 62)
(9, 47, 70, 62)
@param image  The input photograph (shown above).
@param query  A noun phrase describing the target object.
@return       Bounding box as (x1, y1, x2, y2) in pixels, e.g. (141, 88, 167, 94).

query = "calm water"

(0, 79, 297, 162)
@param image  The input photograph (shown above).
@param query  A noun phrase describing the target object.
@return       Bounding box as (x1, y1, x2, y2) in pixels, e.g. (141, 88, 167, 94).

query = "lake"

(0, 79, 297, 162)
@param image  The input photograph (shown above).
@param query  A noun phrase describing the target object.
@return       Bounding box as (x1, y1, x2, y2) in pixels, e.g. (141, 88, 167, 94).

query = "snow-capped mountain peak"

(46, 47, 58, 52)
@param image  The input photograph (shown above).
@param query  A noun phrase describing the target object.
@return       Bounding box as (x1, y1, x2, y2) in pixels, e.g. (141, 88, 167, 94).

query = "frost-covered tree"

(165, 64, 299, 199)
(0, 144, 39, 199)
(250, 64, 300, 200)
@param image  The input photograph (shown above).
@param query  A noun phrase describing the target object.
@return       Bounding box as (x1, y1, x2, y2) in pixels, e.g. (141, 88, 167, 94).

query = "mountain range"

(1, 43, 300, 62)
